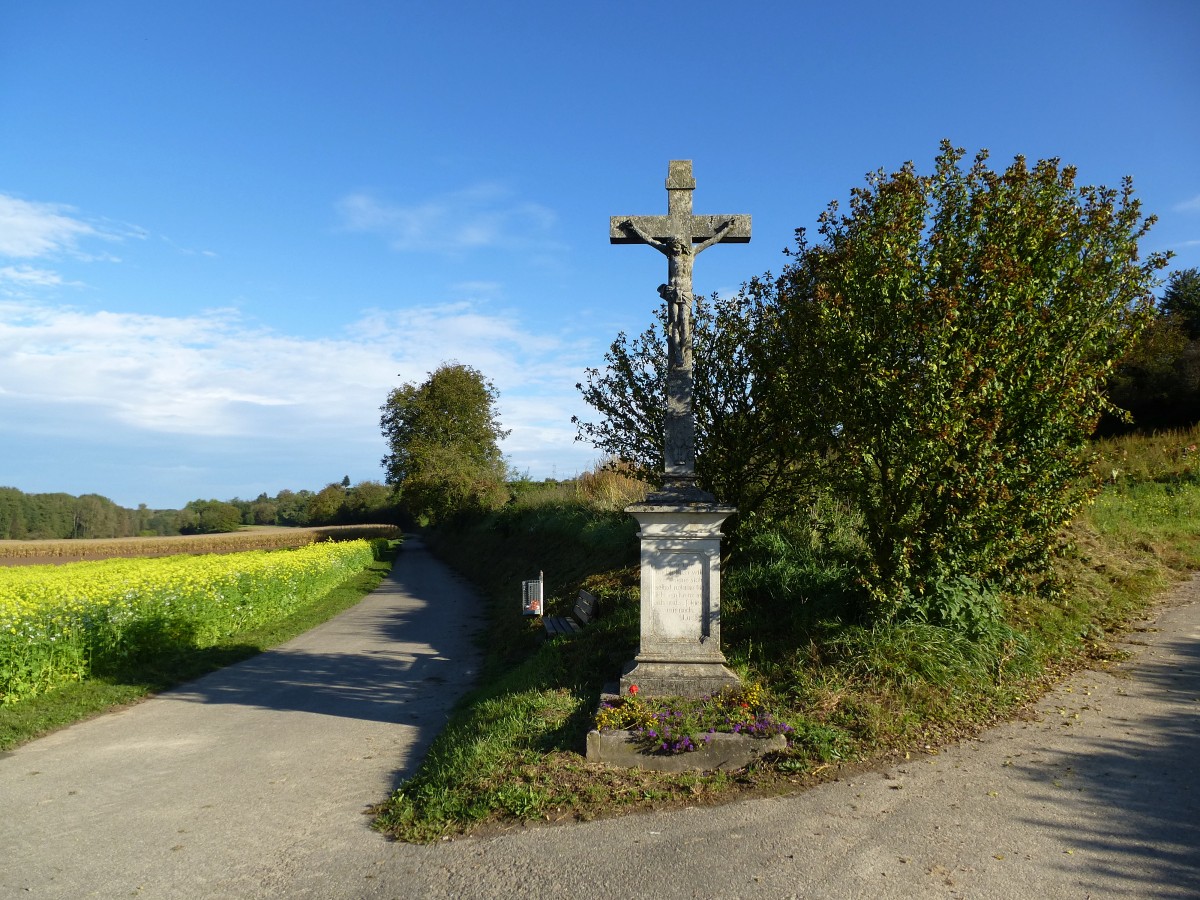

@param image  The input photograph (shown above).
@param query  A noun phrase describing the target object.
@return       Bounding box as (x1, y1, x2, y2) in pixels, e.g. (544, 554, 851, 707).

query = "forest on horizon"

(0, 480, 399, 541)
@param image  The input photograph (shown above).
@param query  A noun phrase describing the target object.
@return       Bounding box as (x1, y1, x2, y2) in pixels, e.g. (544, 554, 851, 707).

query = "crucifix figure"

(610, 160, 751, 497)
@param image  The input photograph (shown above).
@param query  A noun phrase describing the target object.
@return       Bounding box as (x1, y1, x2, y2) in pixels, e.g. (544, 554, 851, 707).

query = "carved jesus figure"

(610, 162, 750, 493)
(617, 218, 736, 370)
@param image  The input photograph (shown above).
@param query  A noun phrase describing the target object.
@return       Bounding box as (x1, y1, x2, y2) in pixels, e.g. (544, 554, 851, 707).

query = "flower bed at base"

(587, 682, 793, 771)
(586, 726, 787, 772)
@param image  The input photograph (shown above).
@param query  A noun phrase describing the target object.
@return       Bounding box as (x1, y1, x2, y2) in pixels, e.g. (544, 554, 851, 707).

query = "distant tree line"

(203, 480, 398, 533)
(1105, 266, 1200, 432)
(0, 488, 175, 540)
(0, 479, 399, 541)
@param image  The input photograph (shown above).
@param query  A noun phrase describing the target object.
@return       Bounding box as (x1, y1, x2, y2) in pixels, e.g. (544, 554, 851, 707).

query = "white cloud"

(335, 183, 560, 254)
(0, 265, 72, 289)
(0, 193, 144, 296)
(0, 194, 100, 258)
(0, 299, 599, 480)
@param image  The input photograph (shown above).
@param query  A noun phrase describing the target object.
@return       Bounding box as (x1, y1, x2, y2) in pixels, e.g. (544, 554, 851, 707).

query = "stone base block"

(619, 660, 741, 699)
(586, 728, 786, 772)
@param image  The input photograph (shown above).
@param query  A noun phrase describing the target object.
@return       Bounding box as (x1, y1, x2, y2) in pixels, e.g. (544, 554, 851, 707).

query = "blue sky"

(2, 1, 1198, 510)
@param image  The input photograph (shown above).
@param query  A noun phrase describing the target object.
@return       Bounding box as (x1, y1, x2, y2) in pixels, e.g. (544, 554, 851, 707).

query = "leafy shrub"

(757, 142, 1169, 613)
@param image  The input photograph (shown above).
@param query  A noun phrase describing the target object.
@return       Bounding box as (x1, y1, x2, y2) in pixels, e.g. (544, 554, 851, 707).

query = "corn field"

(0, 524, 400, 565)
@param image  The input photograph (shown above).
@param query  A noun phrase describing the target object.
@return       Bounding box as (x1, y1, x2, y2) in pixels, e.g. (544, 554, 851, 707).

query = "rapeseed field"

(0, 540, 376, 704)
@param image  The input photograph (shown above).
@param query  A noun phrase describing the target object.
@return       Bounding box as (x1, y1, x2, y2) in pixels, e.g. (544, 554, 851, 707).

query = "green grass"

(0, 541, 400, 750)
(1091, 421, 1200, 485)
(376, 429, 1200, 842)
(1084, 482, 1200, 567)
(373, 604, 754, 840)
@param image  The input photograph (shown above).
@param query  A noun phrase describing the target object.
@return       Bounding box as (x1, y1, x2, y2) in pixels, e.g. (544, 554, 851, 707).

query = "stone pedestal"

(619, 499, 740, 698)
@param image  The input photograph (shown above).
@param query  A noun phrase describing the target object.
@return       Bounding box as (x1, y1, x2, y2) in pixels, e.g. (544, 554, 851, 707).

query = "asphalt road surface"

(3, 540, 1197, 899)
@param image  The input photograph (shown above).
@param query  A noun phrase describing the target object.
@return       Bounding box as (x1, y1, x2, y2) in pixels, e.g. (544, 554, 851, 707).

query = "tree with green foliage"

(343, 480, 394, 523)
(307, 483, 348, 524)
(1108, 308, 1198, 430)
(1105, 269, 1200, 432)
(380, 363, 510, 524)
(273, 489, 312, 526)
(1162, 267, 1200, 338)
(753, 142, 1168, 613)
(181, 499, 243, 534)
(0, 487, 154, 539)
(246, 494, 279, 526)
(574, 291, 797, 519)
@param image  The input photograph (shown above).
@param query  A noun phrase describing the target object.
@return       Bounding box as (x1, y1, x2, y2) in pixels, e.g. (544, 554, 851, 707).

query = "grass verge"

(0, 541, 400, 751)
(376, 434, 1200, 843)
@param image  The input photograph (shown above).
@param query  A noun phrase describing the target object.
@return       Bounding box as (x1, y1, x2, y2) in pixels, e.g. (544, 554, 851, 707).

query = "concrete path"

(3, 545, 1198, 899)
(0, 537, 486, 898)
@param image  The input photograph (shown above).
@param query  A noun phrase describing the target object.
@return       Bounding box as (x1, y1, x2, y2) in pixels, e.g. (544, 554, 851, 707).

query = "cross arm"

(609, 214, 752, 245)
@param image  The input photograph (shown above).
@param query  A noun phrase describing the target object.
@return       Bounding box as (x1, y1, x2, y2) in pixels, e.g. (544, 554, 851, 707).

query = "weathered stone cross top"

(610, 160, 751, 497)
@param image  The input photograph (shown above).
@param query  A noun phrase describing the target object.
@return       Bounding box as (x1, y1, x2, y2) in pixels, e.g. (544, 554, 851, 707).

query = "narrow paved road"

(3, 545, 1198, 898)
(1, 537, 486, 898)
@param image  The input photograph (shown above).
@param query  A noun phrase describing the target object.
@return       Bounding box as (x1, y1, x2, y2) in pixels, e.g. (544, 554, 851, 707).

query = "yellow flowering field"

(0, 540, 376, 704)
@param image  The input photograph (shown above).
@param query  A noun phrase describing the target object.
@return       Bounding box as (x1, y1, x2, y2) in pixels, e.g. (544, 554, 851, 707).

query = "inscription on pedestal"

(651, 554, 706, 640)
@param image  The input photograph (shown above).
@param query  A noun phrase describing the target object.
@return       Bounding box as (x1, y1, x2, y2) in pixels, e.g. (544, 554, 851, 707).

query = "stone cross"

(605, 161, 750, 702)
(610, 160, 751, 496)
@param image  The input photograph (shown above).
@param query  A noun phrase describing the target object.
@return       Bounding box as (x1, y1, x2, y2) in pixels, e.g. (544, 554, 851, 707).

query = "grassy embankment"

(0, 535, 401, 750)
(375, 427, 1200, 842)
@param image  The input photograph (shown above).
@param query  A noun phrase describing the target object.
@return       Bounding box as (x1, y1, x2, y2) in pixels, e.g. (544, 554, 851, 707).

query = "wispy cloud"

(449, 280, 503, 297)
(0, 193, 144, 295)
(335, 183, 559, 254)
(0, 265, 73, 290)
(0, 194, 101, 258)
(1175, 194, 1200, 214)
(160, 234, 218, 258)
(0, 299, 598, 474)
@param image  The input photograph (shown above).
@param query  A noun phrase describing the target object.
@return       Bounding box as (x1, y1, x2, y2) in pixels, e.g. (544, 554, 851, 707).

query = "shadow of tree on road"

(158, 539, 485, 787)
(1009, 625, 1200, 897)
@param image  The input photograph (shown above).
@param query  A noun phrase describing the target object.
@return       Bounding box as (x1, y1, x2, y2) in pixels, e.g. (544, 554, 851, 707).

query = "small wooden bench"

(543, 589, 598, 636)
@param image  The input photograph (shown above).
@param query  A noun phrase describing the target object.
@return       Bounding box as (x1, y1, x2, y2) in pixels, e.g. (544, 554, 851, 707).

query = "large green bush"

(759, 142, 1168, 612)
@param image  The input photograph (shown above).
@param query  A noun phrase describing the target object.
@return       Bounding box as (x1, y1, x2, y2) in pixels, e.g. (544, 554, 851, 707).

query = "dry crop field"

(0, 524, 401, 566)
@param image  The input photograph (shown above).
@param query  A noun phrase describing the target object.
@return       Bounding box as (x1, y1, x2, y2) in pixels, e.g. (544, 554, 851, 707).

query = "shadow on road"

(164, 605, 471, 723)
(157, 539, 484, 788)
(1011, 628, 1200, 896)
